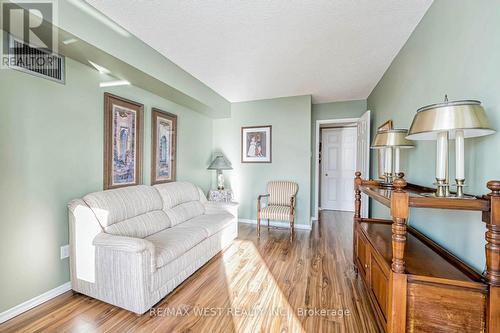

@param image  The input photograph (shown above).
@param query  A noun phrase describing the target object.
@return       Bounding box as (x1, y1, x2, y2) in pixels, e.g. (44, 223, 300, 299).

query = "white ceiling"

(86, 0, 432, 104)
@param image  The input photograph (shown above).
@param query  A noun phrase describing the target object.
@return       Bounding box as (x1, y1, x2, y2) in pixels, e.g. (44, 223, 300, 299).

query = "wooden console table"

(353, 172, 499, 333)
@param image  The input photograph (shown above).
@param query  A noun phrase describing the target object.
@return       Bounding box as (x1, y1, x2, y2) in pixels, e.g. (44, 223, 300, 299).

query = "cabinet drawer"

(356, 232, 369, 275)
(370, 254, 388, 320)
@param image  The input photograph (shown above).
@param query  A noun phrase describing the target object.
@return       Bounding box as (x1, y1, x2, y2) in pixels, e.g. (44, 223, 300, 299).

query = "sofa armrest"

(93, 233, 156, 274)
(93, 233, 154, 253)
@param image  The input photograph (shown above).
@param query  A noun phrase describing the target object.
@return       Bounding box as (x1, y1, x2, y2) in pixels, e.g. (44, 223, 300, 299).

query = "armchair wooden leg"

(257, 199, 261, 238)
(257, 215, 261, 237)
(267, 219, 270, 229)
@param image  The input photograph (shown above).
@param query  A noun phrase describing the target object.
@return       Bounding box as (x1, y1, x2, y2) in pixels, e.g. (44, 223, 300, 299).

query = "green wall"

(312, 100, 367, 122)
(0, 58, 213, 312)
(368, 0, 500, 272)
(310, 100, 367, 215)
(213, 96, 312, 225)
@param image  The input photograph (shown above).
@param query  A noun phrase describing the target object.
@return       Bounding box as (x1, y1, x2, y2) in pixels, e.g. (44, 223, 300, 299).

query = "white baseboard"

(311, 216, 318, 222)
(0, 281, 71, 324)
(239, 219, 312, 230)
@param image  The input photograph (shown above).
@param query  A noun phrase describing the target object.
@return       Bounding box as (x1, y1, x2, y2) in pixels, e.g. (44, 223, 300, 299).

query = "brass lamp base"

(455, 179, 465, 197)
(435, 179, 449, 197)
(420, 179, 475, 199)
(380, 172, 394, 187)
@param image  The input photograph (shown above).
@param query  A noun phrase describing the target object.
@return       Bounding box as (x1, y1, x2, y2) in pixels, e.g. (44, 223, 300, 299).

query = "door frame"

(313, 117, 360, 220)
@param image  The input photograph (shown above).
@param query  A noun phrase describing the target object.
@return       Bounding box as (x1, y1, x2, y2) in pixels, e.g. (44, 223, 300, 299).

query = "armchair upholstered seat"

(257, 181, 299, 237)
(259, 205, 291, 221)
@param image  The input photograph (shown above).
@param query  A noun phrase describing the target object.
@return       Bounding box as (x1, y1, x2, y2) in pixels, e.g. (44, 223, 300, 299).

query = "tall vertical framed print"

(103, 93, 144, 190)
(241, 125, 272, 163)
(151, 108, 177, 184)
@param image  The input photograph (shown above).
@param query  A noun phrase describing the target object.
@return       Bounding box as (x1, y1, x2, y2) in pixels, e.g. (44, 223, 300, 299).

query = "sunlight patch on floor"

(221, 238, 306, 332)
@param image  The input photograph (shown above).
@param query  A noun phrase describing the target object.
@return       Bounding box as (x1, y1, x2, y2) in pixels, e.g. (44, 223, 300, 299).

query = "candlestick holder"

(455, 179, 465, 198)
(382, 172, 394, 186)
(435, 179, 449, 197)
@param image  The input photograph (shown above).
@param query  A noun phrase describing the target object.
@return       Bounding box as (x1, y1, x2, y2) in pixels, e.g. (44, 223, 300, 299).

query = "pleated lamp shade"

(207, 156, 233, 170)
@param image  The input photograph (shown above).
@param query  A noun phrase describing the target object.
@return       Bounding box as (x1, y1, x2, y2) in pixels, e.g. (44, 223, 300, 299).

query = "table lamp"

(406, 97, 495, 197)
(207, 155, 233, 190)
(371, 129, 414, 185)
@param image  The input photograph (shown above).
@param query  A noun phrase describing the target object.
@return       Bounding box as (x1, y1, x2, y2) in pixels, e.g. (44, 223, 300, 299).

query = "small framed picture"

(103, 93, 143, 190)
(241, 125, 272, 163)
(151, 108, 177, 184)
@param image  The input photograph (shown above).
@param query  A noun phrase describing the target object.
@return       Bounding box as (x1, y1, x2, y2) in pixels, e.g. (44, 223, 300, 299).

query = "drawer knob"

(365, 264, 368, 268)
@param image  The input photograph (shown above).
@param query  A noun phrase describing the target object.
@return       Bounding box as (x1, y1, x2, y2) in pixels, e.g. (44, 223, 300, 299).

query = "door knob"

(325, 173, 328, 176)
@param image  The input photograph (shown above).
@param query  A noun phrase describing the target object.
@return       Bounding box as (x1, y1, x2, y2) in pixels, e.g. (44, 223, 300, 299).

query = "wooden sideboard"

(353, 172, 499, 333)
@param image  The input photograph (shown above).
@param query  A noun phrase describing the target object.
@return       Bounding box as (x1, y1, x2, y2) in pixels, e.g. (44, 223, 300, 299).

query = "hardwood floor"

(0, 211, 381, 333)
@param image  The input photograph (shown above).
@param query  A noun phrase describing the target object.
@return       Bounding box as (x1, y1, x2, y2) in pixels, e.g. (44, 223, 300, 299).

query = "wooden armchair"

(257, 181, 299, 238)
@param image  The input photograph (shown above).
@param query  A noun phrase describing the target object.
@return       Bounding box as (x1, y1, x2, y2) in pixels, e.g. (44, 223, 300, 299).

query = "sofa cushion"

(154, 182, 205, 226)
(103, 210, 171, 238)
(83, 185, 170, 238)
(154, 182, 201, 208)
(146, 225, 207, 268)
(180, 212, 235, 237)
(164, 201, 206, 227)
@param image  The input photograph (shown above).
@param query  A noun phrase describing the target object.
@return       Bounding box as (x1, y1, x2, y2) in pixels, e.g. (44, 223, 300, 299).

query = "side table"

(208, 189, 234, 203)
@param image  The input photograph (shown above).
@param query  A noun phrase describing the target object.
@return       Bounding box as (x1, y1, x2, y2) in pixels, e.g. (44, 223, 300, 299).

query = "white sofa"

(68, 181, 238, 314)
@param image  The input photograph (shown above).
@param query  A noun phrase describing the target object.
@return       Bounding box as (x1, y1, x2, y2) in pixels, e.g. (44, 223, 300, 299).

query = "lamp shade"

(207, 155, 232, 170)
(406, 100, 495, 140)
(371, 129, 414, 149)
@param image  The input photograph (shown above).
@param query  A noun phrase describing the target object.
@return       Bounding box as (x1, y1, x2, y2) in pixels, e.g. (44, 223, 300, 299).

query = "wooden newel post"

(390, 176, 409, 273)
(354, 171, 362, 220)
(486, 180, 500, 332)
(387, 174, 409, 333)
(353, 171, 362, 267)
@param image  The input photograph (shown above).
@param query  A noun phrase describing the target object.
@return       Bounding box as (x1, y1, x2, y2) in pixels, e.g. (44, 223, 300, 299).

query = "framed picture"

(377, 120, 393, 179)
(103, 93, 143, 190)
(241, 125, 272, 163)
(151, 108, 177, 184)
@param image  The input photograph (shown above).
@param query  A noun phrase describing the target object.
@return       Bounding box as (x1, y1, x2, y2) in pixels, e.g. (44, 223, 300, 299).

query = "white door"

(356, 110, 371, 217)
(321, 127, 357, 211)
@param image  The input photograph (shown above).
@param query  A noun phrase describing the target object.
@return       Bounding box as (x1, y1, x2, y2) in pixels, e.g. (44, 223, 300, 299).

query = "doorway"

(313, 111, 370, 219)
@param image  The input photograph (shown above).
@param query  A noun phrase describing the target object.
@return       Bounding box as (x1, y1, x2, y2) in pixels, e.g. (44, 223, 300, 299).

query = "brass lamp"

(207, 155, 233, 190)
(406, 98, 495, 197)
(371, 129, 414, 185)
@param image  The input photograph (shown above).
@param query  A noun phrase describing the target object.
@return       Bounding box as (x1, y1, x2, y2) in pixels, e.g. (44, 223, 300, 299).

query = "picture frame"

(241, 125, 272, 163)
(151, 108, 177, 184)
(377, 120, 393, 179)
(103, 93, 144, 190)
